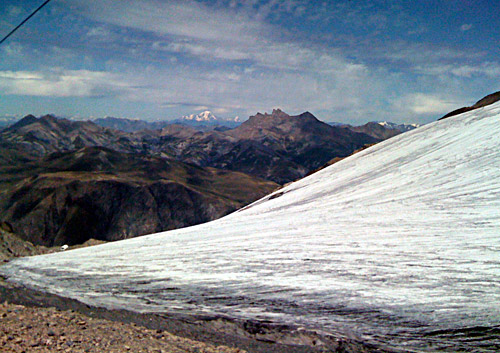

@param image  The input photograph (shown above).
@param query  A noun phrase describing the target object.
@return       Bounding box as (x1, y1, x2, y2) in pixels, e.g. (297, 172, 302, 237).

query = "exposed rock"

(439, 91, 500, 120)
(0, 228, 47, 262)
(0, 302, 245, 353)
(0, 115, 138, 157)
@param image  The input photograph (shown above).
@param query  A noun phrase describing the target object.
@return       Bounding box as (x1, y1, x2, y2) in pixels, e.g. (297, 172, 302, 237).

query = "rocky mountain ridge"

(1, 115, 137, 157)
(340, 121, 420, 140)
(440, 90, 500, 120)
(0, 146, 277, 246)
(2, 110, 381, 184)
(93, 111, 241, 132)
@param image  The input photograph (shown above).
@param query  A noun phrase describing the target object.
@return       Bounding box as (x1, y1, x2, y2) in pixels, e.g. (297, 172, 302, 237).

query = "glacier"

(2, 102, 500, 351)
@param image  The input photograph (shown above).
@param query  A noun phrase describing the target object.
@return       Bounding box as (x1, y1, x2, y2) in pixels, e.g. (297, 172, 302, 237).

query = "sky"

(1, 0, 499, 124)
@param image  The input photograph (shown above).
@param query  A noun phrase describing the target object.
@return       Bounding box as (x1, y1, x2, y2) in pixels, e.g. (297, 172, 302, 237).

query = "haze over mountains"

(347, 121, 421, 140)
(3, 98, 499, 352)
(94, 111, 241, 132)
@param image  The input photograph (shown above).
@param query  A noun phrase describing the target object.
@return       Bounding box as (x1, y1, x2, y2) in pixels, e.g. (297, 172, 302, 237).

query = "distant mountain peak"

(4, 114, 38, 132)
(181, 111, 218, 122)
(271, 108, 288, 117)
(377, 121, 420, 131)
(250, 109, 289, 121)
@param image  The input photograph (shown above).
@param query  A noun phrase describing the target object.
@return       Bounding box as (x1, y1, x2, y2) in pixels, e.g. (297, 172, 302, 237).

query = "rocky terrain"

(0, 146, 277, 247)
(0, 302, 245, 353)
(149, 109, 379, 184)
(1, 111, 380, 184)
(0, 224, 46, 262)
(440, 90, 500, 120)
(1, 115, 139, 157)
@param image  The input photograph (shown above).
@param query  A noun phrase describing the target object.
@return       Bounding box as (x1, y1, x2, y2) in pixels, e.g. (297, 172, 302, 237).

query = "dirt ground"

(0, 301, 245, 353)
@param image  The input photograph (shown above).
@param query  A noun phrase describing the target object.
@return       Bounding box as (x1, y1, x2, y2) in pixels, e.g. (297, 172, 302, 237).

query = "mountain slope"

(159, 109, 378, 183)
(440, 90, 500, 120)
(347, 121, 420, 140)
(0, 115, 137, 156)
(3, 101, 499, 352)
(0, 147, 277, 246)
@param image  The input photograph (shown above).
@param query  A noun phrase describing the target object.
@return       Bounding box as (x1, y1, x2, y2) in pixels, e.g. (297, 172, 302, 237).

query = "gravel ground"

(0, 301, 245, 353)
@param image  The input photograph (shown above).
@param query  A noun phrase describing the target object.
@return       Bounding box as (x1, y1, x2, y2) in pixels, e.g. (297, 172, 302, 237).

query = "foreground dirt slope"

(0, 302, 245, 353)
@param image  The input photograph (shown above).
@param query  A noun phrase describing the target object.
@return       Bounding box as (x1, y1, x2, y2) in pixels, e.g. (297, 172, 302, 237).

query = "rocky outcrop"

(440, 91, 500, 120)
(0, 226, 46, 262)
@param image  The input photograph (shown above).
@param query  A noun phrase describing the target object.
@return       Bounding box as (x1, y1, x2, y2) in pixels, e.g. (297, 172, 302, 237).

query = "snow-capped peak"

(377, 121, 420, 132)
(181, 111, 218, 122)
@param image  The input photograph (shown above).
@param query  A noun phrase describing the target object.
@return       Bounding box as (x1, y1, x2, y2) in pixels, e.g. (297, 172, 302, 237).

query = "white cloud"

(416, 62, 500, 78)
(160, 41, 250, 61)
(0, 70, 129, 97)
(382, 42, 483, 65)
(65, 0, 264, 44)
(393, 93, 458, 115)
(460, 24, 473, 31)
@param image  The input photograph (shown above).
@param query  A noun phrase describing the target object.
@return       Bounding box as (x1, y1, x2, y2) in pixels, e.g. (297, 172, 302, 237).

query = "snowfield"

(2, 103, 500, 351)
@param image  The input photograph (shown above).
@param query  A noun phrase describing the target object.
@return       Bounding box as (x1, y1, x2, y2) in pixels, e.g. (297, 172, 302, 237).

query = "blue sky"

(1, 0, 499, 124)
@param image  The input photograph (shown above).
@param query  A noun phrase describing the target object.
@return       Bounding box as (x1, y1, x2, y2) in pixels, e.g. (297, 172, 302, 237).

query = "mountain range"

(0, 108, 418, 246)
(346, 121, 420, 140)
(94, 111, 241, 132)
(1, 110, 385, 184)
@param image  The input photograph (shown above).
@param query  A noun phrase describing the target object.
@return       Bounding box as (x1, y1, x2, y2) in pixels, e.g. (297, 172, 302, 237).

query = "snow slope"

(2, 103, 500, 351)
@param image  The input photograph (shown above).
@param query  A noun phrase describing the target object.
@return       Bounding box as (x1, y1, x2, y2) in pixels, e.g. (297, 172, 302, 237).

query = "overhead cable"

(0, 0, 53, 46)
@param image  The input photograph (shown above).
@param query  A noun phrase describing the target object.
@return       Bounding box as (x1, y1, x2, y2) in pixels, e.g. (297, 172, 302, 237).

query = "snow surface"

(2, 103, 500, 351)
(181, 110, 217, 122)
(180, 111, 240, 123)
